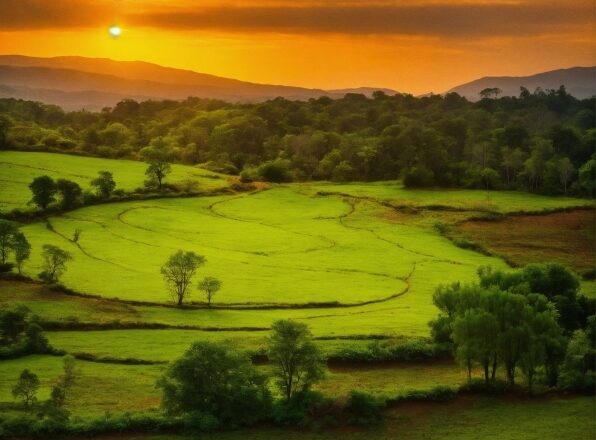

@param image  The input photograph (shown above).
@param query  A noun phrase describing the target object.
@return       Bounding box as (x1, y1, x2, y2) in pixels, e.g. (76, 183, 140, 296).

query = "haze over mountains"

(0, 55, 593, 110)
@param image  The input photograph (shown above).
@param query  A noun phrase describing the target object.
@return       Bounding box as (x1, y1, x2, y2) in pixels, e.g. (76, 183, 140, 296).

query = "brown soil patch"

(456, 209, 595, 272)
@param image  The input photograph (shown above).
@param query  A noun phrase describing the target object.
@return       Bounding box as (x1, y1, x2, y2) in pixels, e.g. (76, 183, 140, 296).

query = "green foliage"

(12, 368, 40, 407)
(430, 277, 565, 388)
(197, 276, 222, 306)
(345, 390, 385, 426)
(56, 179, 82, 210)
(559, 329, 595, 392)
(268, 320, 325, 400)
(38, 244, 72, 283)
(161, 251, 206, 306)
(1, 90, 593, 196)
(28, 175, 57, 210)
(90, 170, 116, 198)
(157, 341, 271, 426)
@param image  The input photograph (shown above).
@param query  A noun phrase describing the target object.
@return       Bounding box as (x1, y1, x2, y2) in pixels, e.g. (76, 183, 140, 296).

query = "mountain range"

(0, 55, 593, 110)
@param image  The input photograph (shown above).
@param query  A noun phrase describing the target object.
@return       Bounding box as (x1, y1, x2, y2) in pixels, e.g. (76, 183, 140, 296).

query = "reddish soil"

(456, 209, 595, 272)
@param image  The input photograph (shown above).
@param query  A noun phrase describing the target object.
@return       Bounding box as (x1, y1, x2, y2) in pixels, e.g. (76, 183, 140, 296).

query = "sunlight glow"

(109, 26, 122, 38)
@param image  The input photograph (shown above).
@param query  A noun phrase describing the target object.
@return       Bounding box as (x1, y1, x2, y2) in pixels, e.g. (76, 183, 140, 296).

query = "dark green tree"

(161, 251, 206, 306)
(12, 369, 40, 408)
(39, 244, 72, 283)
(90, 171, 116, 198)
(157, 341, 271, 425)
(29, 175, 57, 210)
(268, 320, 325, 400)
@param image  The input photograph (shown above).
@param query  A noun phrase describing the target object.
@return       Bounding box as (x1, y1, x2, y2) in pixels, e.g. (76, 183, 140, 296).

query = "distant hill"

(447, 66, 596, 100)
(0, 55, 399, 110)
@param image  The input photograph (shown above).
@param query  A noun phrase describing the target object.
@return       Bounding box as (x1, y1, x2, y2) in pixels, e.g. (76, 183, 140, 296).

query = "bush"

(391, 385, 457, 404)
(0, 262, 14, 273)
(459, 378, 509, 395)
(345, 391, 385, 426)
(452, 238, 490, 255)
(272, 391, 333, 427)
(258, 159, 293, 183)
(329, 339, 446, 363)
(403, 165, 434, 188)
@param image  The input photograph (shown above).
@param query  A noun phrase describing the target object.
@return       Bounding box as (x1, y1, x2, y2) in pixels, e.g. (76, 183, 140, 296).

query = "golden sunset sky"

(1, 0, 594, 94)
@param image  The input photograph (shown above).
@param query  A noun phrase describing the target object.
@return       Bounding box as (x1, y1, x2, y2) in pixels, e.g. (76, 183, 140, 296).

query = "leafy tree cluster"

(0, 220, 30, 273)
(430, 263, 595, 391)
(157, 320, 325, 427)
(27, 170, 117, 213)
(0, 306, 52, 359)
(1, 86, 594, 195)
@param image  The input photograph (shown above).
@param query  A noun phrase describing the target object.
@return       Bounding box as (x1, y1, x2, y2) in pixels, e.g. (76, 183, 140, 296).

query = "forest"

(0, 86, 594, 197)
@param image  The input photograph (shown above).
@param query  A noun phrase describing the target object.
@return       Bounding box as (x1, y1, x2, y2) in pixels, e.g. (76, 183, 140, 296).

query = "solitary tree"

(39, 244, 72, 283)
(161, 251, 205, 306)
(268, 320, 325, 401)
(90, 171, 116, 198)
(29, 175, 57, 210)
(198, 276, 222, 307)
(12, 232, 31, 274)
(0, 219, 18, 264)
(56, 179, 83, 210)
(12, 369, 40, 408)
(141, 139, 171, 190)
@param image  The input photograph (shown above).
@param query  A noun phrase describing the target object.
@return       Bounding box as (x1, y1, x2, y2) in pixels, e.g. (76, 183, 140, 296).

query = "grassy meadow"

(0, 151, 230, 212)
(0, 151, 594, 437)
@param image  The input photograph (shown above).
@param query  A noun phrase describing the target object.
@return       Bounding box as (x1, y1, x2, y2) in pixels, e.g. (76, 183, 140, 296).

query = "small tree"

(12, 232, 31, 274)
(0, 219, 18, 265)
(161, 251, 205, 306)
(90, 171, 116, 198)
(12, 369, 40, 408)
(39, 244, 72, 283)
(29, 176, 57, 210)
(198, 277, 222, 307)
(268, 320, 325, 401)
(141, 139, 171, 190)
(56, 179, 83, 210)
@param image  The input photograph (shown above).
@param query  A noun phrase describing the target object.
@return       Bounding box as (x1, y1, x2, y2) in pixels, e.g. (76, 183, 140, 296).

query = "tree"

(12, 369, 40, 408)
(267, 320, 325, 400)
(157, 341, 271, 424)
(39, 244, 72, 283)
(0, 305, 29, 345)
(12, 232, 31, 274)
(90, 171, 116, 198)
(56, 179, 82, 210)
(559, 330, 595, 391)
(556, 157, 575, 195)
(198, 277, 222, 307)
(161, 251, 205, 306)
(141, 138, 171, 190)
(480, 167, 500, 200)
(0, 219, 18, 265)
(29, 175, 57, 210)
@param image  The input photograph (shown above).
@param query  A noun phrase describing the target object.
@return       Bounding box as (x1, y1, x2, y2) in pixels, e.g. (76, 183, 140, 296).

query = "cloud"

(0, 0, 113, 30)
(0, 0, 593, 40)
(127, 2, 595, 38)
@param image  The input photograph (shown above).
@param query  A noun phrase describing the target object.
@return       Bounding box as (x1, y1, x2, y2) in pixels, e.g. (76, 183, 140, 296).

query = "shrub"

(345, 391, 385, 426)
(272, 391, 333, 427)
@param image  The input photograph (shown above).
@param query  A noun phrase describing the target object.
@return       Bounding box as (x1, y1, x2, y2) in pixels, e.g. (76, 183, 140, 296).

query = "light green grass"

(19, 187, 506, 309)
(0, 355, 469, 417)
(305, 181, 593, 213)
(0, 151, 230, 211)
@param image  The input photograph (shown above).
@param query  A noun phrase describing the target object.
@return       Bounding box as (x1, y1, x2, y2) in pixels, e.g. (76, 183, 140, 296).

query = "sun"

(108, 26, 122, 38)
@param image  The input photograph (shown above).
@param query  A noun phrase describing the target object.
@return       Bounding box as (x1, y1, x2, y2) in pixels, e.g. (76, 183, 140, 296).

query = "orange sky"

(0, 0, 594, 94)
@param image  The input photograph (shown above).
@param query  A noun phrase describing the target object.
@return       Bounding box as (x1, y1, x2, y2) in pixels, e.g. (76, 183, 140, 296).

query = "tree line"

(0, 86, 593, 196)
(430, 263, 595, 392)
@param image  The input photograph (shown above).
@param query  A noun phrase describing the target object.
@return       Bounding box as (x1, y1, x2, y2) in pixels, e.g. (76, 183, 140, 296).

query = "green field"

(1, 152, 594, 438)
(0, 151, 230, 212)
(109, 396, 595, 440)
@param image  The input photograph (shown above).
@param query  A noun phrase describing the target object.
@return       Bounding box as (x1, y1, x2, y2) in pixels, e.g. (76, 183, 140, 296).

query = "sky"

(0, 0, 594, 95)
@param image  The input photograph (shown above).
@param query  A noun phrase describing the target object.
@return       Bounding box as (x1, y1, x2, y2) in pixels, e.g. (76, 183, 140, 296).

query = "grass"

(0, 150, 230, 211)
(0, 355, 468, 417)
(80, 395, 596, 440)
(18, 187, 507, 308)
(305, 181, 593, 213)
